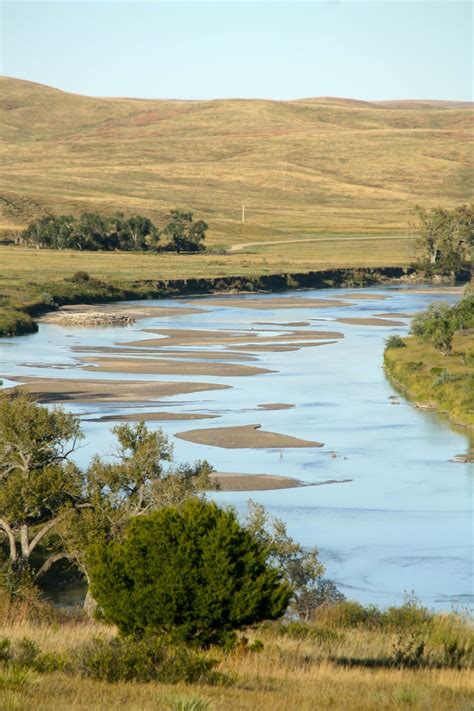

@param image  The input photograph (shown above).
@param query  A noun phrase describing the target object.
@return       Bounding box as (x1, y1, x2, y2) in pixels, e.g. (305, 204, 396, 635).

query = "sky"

(1, 1, 472, 101)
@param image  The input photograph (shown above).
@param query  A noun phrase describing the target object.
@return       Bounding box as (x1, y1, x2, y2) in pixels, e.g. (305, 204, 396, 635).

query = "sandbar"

(81, 357, 275, 377)
(121, 328, 259, 349)
(184, 297, 351, 309)
(5, 377, 230, 404)
(258, 403, 295, 410)
(73, 347, 259, 361)
(41, 303, 205, 322)
(232, 341, 338, 352)
(212, 473, 303, 491)
(374, 313, 413, 318)
(336, 293, 390, 300)
(255, 321, 310, 327)
(88, 411, 218, 422)
(122, 327, 343, 351)
(175, 423, 323, 449)
(337, 317, 406, 327)
(400, 288, 463, 295)
(212, 473, 353, 491)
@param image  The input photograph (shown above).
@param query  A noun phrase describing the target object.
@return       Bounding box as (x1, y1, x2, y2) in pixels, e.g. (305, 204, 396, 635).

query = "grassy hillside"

(1, 77, 472, 247)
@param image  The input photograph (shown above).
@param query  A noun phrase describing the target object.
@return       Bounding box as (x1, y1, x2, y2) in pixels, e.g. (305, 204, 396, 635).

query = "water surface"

(1, 286, 472, 609)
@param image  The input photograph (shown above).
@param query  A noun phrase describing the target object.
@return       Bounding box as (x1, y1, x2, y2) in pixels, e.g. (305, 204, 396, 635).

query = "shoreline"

(1, 265, 417, 337)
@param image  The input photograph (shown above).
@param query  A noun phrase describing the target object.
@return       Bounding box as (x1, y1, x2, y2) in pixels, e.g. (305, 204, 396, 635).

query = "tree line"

(0, 394, 343, 646)
(20, 209, 208, 253)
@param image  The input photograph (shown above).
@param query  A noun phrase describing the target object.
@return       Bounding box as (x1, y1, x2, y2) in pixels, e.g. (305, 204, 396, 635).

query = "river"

(1, 285, 472, 609)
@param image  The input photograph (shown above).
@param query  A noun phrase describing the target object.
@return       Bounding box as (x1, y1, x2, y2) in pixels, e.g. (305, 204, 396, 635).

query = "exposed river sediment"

(1, 286, 471, 609)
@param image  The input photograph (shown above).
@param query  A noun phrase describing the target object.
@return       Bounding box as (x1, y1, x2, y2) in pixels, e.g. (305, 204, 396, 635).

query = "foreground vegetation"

(0, 599, 472, 711)
(384, 285, 474, 428)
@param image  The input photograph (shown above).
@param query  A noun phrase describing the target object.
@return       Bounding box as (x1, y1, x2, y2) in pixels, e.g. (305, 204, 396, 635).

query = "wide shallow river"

(1, 285, 472, 609)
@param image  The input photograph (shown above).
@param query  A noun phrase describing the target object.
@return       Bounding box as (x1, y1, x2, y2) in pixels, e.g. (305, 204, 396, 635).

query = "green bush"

(88, 499, 291, 647)
(0, 308, 37, 337)
(0, 637, 66, 673)
(71, 271, 91, 283)
(385, 334, 406, 350)
(313, 601, 382, 629)
(76, 635, 220, 684)
(381, 599, 432, 631)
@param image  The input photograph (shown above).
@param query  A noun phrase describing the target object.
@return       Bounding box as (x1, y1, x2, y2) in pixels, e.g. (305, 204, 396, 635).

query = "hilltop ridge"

(1, 76, 472, 244)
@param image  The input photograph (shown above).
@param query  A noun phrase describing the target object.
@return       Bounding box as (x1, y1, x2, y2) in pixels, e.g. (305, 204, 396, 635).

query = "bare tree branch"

(34, 552, 73, 580)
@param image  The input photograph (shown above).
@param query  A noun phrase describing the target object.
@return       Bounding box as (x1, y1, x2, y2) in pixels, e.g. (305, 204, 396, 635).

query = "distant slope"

(0, 77, 472, 246)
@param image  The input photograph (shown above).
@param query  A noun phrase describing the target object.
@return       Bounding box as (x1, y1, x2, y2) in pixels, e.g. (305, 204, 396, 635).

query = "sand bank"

(337, 317, 406, 327)
(212, 473, 354, 491)
(81, 357, 275, 377)
(183, 297, 351, 309)
(175, 423, 323, 449)
(6, 377, 230, 404)
(255, 321, 310, 327)
(374, 312, 413, 318)
(232, 341, 339, 352)
(123, 328, 343, 351)
(73, 346, 259, 361)
(88, 411, 218, 423)
(257, 403, 295, 410)
(41, 303, 205, 323)
(336, 293, 390, 300)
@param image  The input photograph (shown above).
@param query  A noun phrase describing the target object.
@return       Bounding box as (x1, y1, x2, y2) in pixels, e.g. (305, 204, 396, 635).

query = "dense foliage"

(413, 204, 473, 277)
(0, 395, 215, 598)
(0, 394, 83, 584)
(20, 209, 207, 253)
(88, 498, 292, 646)
(410, 285, 474, 354)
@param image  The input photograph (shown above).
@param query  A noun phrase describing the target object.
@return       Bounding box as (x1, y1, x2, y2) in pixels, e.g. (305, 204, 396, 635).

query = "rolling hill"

(0, 76, 472, 248)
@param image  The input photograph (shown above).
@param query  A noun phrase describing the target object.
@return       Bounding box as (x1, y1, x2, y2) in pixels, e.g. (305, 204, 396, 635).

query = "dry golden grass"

(0, 617, 472, 711)
(1, 77, 472, 248)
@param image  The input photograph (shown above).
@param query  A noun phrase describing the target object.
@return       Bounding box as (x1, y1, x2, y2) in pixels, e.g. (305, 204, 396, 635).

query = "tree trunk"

(83, 588, 98, 618)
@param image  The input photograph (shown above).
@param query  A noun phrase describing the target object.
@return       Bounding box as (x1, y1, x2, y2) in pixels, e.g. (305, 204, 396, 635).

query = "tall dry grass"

(0, 602, 472, 711)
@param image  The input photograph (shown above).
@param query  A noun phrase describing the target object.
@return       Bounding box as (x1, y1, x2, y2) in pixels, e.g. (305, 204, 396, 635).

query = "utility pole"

(241, 204, 245, 225)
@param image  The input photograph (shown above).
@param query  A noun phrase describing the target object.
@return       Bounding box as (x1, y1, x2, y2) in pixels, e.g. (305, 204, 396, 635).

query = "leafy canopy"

(88, 498, 292, 646)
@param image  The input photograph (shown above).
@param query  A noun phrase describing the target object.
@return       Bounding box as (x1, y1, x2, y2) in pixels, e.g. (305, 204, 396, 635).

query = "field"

(0, 605, 472, 711)
(1, 77, 473, 246)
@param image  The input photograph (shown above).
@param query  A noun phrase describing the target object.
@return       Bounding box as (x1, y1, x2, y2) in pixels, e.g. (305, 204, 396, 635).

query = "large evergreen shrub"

(88, 499, 291, 646)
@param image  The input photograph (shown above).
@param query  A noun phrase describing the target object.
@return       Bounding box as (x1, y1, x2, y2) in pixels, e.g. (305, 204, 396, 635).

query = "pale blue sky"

(1, 1, 472, 100)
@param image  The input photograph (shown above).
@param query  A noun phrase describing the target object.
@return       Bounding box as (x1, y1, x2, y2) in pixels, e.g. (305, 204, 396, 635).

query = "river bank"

(384, 332, 474, 431)
(1, 263, 414, 336)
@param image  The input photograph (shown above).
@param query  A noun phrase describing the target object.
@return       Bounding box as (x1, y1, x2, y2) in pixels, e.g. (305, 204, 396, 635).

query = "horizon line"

(2, 75, 473, 106)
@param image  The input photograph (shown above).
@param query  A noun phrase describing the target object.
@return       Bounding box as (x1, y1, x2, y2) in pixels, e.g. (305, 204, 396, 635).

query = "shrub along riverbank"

(384, 286, 474, 429)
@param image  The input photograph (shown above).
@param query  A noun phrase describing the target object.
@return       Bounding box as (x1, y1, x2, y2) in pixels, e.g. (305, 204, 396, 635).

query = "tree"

(118, 215, 158, 251)
(58, 423, 216, 612)
(244, 501, 343, 620)
(88, 498, 291, 646)
(413, 204, 473, 277)
(0, 394, 83, 585)
(21, 214, 76, 249)
(162, 210, 207, 252)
